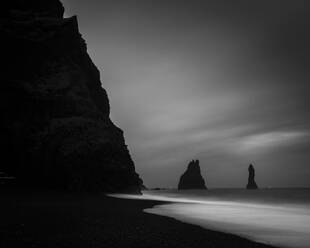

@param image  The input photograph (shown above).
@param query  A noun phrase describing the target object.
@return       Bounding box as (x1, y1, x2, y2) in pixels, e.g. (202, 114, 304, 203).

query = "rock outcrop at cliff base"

(178, 160, 207, 190)
(0, 0, 142, 193)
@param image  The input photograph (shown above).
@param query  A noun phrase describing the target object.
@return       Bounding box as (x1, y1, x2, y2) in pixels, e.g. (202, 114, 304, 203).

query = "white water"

(111, 189, 310, 248)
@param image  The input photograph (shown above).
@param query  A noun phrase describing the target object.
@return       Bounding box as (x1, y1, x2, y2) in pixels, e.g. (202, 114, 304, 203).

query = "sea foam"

(112, 189, 310, 248)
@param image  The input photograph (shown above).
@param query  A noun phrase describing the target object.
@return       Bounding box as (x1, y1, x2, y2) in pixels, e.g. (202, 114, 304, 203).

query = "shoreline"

(0, 189, 279, 248)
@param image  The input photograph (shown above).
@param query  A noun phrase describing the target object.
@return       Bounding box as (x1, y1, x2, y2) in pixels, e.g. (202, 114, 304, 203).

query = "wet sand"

(0, 189, 279, 248)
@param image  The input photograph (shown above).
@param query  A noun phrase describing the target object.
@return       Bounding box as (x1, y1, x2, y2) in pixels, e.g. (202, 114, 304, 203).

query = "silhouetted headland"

(246, 164, 258, 189)
(0, 0, 142, 193)
(178, 160, 207, 190)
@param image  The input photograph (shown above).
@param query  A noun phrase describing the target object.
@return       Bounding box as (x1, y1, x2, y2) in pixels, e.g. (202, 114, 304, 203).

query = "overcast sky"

(63, 0, 310, 188)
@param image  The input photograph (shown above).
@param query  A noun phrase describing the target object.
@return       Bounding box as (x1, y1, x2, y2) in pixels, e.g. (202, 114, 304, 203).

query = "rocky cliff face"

(178, 160, 207, 190)
(0, 0, 142, 192)
(246, 164, 258, 189)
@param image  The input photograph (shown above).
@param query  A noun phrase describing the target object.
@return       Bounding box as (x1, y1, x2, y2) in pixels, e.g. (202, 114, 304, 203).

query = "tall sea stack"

(178, 160, 207, 190)
(0, 0, 142, 193)
(246, 164, 258, 189)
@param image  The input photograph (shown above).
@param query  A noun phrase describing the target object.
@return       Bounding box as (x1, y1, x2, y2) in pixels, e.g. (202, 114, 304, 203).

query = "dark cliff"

(178, 160, 207, 190)
(0, 0, 142, 192)
(246, 164, 258, 190)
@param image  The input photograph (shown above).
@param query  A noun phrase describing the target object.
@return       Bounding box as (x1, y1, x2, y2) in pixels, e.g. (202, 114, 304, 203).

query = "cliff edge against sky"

(0, 0, 142, 192)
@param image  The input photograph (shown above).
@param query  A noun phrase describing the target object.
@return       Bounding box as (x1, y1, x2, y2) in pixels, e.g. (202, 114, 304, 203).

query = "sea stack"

(178, 160, 207, 190)
(246, 164, 258, 189)
(0, 0, 142, 193)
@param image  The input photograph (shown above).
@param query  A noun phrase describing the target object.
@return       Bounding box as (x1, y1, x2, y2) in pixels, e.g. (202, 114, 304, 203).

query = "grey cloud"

(64, 0, 310, 188)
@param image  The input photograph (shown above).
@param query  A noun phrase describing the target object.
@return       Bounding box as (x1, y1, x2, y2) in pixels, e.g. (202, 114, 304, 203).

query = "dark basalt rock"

(0, 0, 142, 193)
(246, 164, 258, 189)
(178, 160, 207, 190)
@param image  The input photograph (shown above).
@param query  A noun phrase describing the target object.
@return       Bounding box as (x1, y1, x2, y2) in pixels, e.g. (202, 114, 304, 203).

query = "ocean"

(113, 189, 310, 248)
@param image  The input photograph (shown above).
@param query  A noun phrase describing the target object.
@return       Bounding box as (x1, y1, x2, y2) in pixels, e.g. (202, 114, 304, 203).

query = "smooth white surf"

(111, 189, 310, 248)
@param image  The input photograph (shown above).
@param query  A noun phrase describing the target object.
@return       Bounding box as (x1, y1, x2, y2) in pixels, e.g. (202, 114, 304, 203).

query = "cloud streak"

(64, 0, 310, 188)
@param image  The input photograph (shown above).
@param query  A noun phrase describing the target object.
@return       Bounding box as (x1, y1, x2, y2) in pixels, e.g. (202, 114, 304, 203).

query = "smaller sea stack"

(246, 164, 258, 189)
(178, 160, 207, 190)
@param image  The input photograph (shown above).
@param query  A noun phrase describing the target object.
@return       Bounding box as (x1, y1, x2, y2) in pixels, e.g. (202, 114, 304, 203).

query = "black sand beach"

(0, 190, 279, 248)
